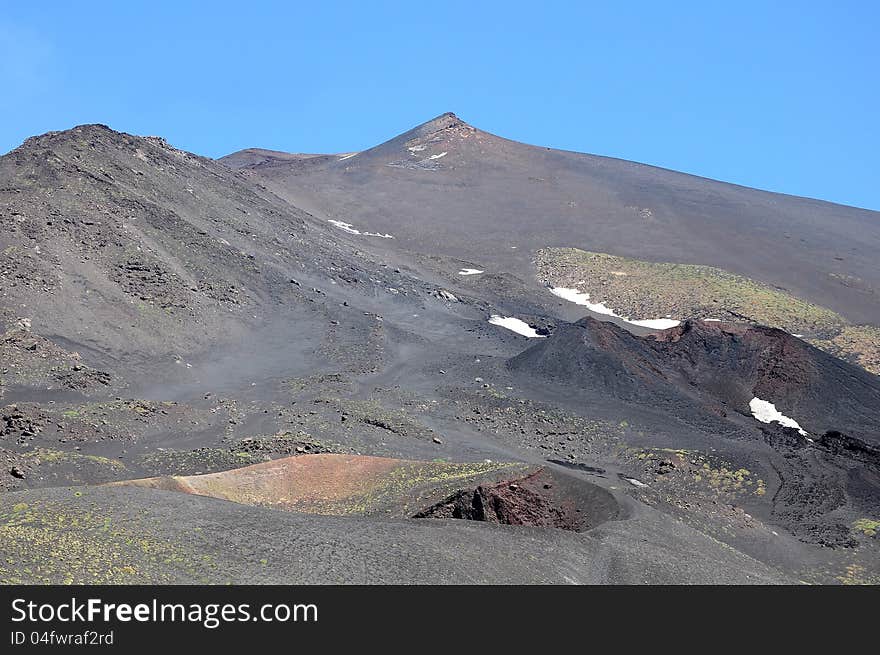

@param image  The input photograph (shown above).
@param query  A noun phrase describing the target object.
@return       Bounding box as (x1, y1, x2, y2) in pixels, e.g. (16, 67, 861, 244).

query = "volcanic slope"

(0, 485, 790, 584)
(224, 112, 880, 326)
(510, 317, 880, 555)
(0, 124, 319, 366)
(0, 123, 473, 396)
(0, 122, 877, 584)
(510, 318, 880, 446)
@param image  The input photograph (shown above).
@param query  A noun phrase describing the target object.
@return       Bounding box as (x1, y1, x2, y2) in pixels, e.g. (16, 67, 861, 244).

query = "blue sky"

(2, 1, 877, 209)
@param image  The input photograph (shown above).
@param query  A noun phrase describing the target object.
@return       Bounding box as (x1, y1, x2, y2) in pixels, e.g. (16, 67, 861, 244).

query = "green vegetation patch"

(536, 247, 880, 373)
(837, 564, 880, 586)
(231, 431, 339, 457)
(22, 448, 125, 470)
(536, 248, 844, 334)
(625, 446, 765, 497)
(0, 495, 201, 584)
(852, 518, 880, 537)
(20, 449, 128, 486)
(137, 448, 260, 477)
(810, 326, 880, 375)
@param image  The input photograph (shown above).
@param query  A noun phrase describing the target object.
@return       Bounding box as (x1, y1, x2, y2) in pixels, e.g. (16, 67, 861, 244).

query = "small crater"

(413, 468, 619, 532)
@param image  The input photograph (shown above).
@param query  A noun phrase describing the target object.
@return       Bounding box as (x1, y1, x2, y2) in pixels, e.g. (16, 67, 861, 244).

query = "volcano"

(224, 112, 880, 325)
(0, 115, 877, 585)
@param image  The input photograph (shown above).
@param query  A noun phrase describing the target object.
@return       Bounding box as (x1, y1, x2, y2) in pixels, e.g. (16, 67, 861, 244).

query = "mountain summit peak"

(391, 111, 474, 148)
(402, 111, 470, 136)
(424, 111, 465, 128)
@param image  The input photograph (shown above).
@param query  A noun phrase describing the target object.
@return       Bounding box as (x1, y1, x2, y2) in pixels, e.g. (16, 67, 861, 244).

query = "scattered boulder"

(655, 459, 676, 475)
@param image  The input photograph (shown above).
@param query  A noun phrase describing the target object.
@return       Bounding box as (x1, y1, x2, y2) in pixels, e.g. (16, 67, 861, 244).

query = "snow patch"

(328, 220, 394, 239)
(549, 287, 680, 330)
(328, 220, 361, 235)
(628, 317, 683, 329)
(749, 397, 808, 436)
(458, 268, 484, 276)
(428, 152, 448, 160)
(337, 152, 358, 161)
(625, 478, 648, 488)
(488, 315, 545, 338)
